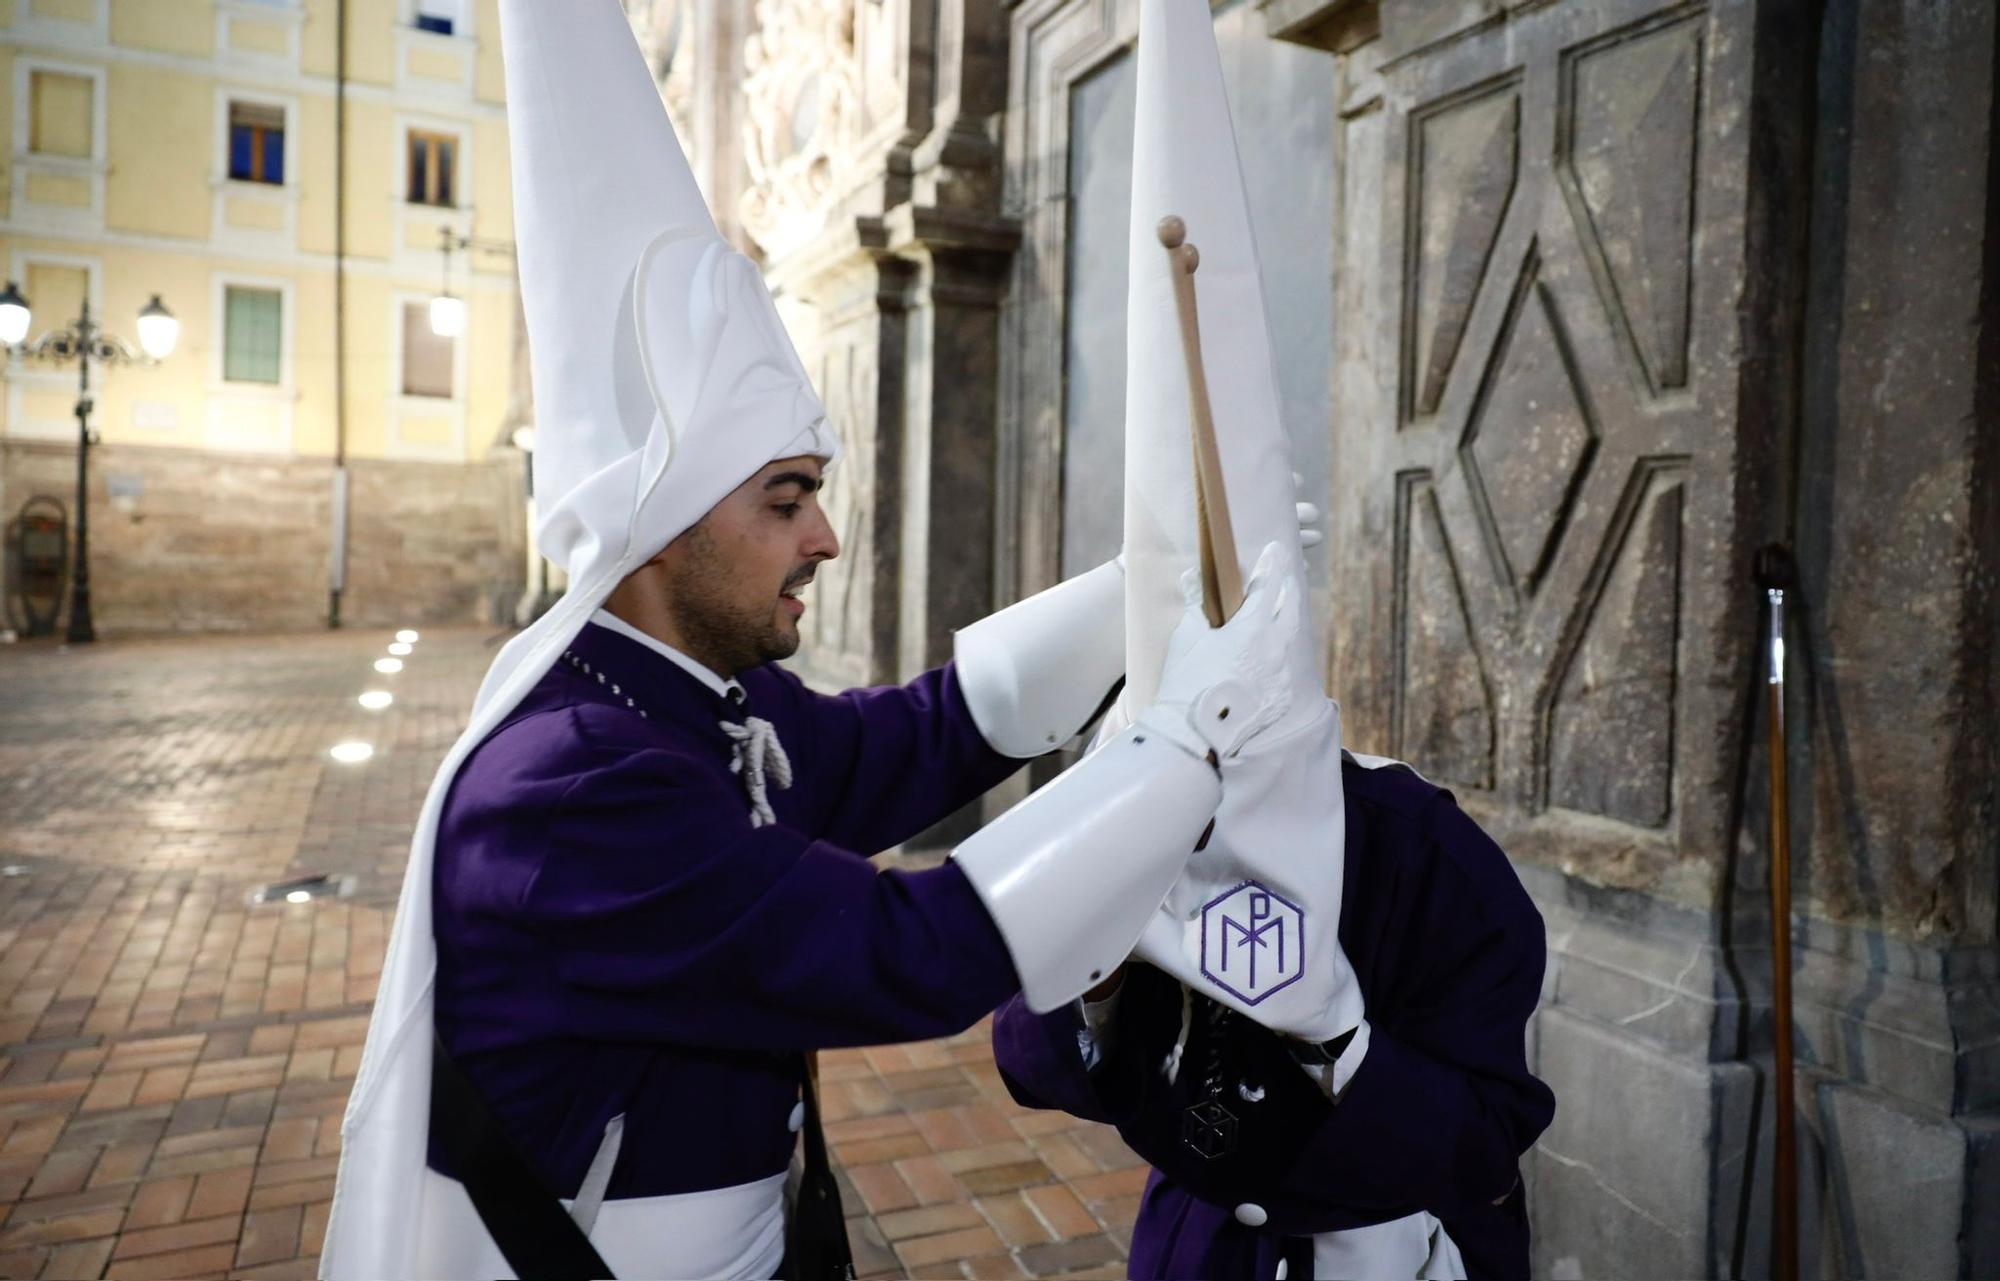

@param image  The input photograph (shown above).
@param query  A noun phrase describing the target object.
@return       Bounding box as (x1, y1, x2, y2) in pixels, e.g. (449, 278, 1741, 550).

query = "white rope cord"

(720, 715, 794, 828)
(1163, 982, 1194, 1086)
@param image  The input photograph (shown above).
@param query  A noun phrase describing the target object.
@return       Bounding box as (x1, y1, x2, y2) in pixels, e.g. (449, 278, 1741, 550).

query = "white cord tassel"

(1162, 982, 1194, 1085)
(720, 716, 793, 828)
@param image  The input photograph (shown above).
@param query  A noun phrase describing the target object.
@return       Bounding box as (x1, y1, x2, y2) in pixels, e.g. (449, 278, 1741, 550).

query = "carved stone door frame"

(996, 0, 1138, 607)
(1331, 0, 1780, 907)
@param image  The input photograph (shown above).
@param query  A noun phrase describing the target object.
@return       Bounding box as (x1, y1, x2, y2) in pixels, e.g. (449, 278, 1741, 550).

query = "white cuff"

(1074, 988, 1123, 1069)
(1297, 1018, 1371, 1102)
(954, 559, 1125, 758)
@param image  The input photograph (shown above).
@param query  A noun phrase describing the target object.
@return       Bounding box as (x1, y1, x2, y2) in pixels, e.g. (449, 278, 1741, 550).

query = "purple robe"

(430, 620, 1022, 1200)
(993, 759, 1555, 1280)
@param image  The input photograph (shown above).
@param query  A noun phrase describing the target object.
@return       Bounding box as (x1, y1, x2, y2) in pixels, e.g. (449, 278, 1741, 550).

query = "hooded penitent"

(1114, 0, 1361, 1044)
(320, 0, 837, 1273)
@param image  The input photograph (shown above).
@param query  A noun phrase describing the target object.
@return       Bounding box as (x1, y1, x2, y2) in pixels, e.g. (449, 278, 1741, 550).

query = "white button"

(1234, 1202, 1268, 1227)
(787, 1101, 805, 1132)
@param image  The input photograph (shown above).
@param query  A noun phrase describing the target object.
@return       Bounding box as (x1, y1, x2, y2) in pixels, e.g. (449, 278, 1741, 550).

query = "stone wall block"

(1532, 868, 1744, 1059)
(0, 441, 523, 635)
(1814, 1081, 1968, 1279)
(1528, 1004, 1752, 1279)
(1967, 1115, 2000, 1280)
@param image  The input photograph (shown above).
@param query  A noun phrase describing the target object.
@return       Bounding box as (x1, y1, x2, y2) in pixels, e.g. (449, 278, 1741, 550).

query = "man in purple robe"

(992, 758, 1556, 1280)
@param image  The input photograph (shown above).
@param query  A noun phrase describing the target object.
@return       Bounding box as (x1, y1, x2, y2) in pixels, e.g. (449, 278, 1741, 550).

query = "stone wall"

(0, 440, 526, 637)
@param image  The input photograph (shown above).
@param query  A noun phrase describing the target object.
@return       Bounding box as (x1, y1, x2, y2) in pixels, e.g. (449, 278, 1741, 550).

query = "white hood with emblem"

(1110, 0, 1358, 1045)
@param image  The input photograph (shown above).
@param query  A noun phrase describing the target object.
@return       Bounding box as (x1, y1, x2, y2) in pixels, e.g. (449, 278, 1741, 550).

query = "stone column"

(1779, 1, 2000, 1275)
(688, 0, 1020, 709)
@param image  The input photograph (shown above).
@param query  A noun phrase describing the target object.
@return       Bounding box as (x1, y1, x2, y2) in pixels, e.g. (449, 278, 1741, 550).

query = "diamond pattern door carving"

(1333, 0, 1767, 891)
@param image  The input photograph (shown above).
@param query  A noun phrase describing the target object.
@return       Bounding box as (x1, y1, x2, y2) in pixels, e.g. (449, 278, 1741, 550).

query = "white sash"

(412, 1169, 787, 1281)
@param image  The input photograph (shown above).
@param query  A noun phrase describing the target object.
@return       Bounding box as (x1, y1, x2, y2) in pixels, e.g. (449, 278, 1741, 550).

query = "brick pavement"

(0, 628, 1144, 1279)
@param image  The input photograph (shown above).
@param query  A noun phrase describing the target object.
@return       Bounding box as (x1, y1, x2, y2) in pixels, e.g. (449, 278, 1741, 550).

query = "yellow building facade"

(0, 0, 529, 634)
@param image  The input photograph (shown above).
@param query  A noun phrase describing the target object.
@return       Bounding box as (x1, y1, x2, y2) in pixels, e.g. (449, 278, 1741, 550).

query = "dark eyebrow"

(763, 471, 821, 494)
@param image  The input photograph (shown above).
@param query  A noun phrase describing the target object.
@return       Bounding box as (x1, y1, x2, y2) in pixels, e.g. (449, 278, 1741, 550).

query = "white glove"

(1131, 541, 1300, 764)
(1132, 547, 1365, 1044)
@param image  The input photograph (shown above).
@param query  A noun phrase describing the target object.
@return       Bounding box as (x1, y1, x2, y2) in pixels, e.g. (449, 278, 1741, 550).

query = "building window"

(23, 262, 88, 330)
(414, 0, 458, 35)
(407, 129, 457, 207)
(228, 101, 286, 185)
(402, 302, 454, 398)
(223, 286, 283, 385)
(29, 70, 93, 159)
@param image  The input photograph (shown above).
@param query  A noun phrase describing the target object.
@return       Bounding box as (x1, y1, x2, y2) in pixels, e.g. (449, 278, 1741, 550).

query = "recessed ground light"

(374, 658, 404, 674)
(249, 873, 356, 906)
(396, 629, 420, 644)
(387, 642, 413, 657)
(330, 741, 374, 764)
(359, 690, 394, 711)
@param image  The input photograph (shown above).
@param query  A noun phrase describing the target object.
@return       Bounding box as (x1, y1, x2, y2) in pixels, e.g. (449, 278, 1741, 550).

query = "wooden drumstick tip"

(1156, 215, 1186, 248)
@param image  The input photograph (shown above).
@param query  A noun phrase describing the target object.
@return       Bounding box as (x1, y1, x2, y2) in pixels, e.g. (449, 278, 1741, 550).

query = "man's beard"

(661, 524, 803, 676)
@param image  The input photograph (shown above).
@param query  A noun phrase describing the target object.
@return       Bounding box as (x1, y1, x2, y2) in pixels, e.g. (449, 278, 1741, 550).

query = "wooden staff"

(1755, 543, 1798, 1281)
(1158, 214, 1244, 626)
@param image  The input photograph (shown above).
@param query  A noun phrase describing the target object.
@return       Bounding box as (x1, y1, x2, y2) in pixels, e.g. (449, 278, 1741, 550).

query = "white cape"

(320, 1, 837, 1272)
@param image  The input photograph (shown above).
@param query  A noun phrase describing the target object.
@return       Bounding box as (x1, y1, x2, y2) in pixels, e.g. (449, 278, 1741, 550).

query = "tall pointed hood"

(1119, 0, 1361, 1046)
(323, 5, 837, 1274)
(1119, 0, 1319, 716)
(505, 0, 838, 585)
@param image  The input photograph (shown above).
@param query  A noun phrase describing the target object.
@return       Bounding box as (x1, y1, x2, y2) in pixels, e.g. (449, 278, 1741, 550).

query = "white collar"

(589, 609, 747, 705)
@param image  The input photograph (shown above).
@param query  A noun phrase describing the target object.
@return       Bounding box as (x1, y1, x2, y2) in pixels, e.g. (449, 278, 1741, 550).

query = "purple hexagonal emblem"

(1199, 881, 1304, 1005)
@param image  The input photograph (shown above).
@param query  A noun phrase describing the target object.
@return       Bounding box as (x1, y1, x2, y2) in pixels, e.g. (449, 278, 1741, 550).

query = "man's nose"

(803, 503, 839, 561)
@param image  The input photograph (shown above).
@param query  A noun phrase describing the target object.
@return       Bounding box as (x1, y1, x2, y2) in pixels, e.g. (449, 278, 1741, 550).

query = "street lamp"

(431, 224, 513, 337)
(0, 283, 179, 642)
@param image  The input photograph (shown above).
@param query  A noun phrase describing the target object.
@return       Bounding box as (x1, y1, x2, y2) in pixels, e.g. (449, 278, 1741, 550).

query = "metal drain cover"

(249, 873, 356, 906)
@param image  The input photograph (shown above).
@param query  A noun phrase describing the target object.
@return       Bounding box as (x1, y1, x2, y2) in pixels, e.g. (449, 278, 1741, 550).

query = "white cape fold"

(321, 0, 836, 1274)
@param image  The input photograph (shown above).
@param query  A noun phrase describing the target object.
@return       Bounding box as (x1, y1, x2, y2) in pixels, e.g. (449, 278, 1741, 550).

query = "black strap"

(1281, 1235, 1316, 1279)
(430, 1033, 614, 1281)
(1285, 1025, 1359, 1068)
(782, 1054, 855, 1281)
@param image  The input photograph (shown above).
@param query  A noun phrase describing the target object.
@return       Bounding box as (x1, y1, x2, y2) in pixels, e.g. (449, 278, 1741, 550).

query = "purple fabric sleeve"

(505, 742, 1022, 1052)
(991, 994, 1118, 1125)
(753, 660, 1022, 854)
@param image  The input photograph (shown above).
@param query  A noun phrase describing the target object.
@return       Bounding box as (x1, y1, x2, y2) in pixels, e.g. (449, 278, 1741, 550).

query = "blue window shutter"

(229, 126, 253, 181)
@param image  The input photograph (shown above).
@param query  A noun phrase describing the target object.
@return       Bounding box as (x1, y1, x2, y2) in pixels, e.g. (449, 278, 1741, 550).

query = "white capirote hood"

(1113, 0, 1355, 1045)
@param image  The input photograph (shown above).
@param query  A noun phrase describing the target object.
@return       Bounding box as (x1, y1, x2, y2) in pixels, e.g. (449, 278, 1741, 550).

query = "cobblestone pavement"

(0, 628, 1144, 1280)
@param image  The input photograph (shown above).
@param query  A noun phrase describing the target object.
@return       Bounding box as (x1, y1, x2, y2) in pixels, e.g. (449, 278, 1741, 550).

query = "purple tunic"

(992, 759, 1554, 1281)
(430, 620, 1022, 1199)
